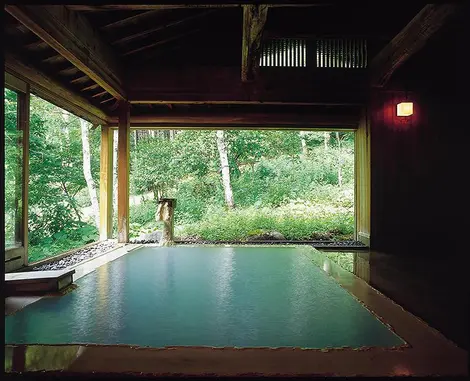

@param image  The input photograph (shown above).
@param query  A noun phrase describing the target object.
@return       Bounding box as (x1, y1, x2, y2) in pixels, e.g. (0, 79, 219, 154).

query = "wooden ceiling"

(4, 2, 455, 126)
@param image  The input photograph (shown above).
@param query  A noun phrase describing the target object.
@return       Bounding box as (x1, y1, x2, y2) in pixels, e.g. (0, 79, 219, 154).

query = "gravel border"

(174, 240, 366, 247)
(131, 239, 366, 247)
(31, 241, 118, 271)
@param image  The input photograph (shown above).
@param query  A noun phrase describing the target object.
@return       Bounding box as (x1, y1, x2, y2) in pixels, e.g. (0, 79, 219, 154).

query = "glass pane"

(4, 88, 23, 249)
(128, 130, 355, 243)
(28, 95, 100, 263)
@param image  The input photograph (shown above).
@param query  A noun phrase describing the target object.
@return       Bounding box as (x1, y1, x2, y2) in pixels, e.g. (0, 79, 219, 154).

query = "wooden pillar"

(99, 125, 113, 240)
(117, 101, 130, 243)
(354, 107, 371, 246)
(18, 86, 30, 266)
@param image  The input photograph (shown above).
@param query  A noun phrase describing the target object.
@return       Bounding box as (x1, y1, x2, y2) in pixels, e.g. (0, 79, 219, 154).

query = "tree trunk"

(336, 131, 343, 187)
(112, 129, 118, 209)
(80, 119, 100, 228)
(300, 131, 309, 157)
(216, 130, 235, 209)
(61, 110, 70, 143)
(324, 131, 329, 151)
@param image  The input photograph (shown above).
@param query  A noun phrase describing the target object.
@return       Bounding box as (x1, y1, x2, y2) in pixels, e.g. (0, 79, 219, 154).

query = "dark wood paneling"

(369, 6, 468, 257)
(128, 66, 367, 104)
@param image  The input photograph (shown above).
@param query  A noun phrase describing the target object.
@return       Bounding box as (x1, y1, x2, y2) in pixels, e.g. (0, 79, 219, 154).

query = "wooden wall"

(368, 8, 468, 257)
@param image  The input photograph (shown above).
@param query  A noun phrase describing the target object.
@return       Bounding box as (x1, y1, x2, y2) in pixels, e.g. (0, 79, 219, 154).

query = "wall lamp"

(397, 102, 413, 117)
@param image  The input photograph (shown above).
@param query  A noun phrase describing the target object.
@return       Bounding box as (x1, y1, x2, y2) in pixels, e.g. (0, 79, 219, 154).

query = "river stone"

(138, 230, 162, 242)
(246, 231, 286, 241)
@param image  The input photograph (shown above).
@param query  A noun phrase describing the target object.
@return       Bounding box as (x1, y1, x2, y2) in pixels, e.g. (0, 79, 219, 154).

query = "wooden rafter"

(101, 10, 163, 31)
(91, 90, 109, 98)
(100, 97, 115, 104)
(70, 75, 90, 85)
(5, 52, 110, 125)
(6, 5, 126, 100)
(369, 4, 458, 88)
(241, 5, 269, 82)
(81, 83, 101, 92)
(122, 29, 201, 56)
(41, 55, 67, 64)
(111, 10, 215, 46)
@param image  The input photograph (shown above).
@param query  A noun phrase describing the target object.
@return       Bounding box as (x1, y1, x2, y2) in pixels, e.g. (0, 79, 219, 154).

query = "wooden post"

(355, 107, 371, 246)
(241, 5, 268, 82)
(18, 86, 30, 266)
(117, 101, 130, 243)
(156, 198, 176, 246)
(99, 125, 113, 240)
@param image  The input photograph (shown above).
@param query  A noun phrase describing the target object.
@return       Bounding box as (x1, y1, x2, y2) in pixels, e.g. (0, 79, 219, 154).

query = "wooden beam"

(99, 125, 114, 240)
(66, 4, 331, 11)
(128, 66, 368, 104)
(107, 112, 359, 129)
(5, 5, 126, 100)
(5, 72, 28, 93)
(18, 86, 30, 266)
(369, 4, 458, 88)
(67, 5, 240, 11)
(117, 101, 130, 243)
(242, 5, 268, 82)
(5, 52, 111, 125)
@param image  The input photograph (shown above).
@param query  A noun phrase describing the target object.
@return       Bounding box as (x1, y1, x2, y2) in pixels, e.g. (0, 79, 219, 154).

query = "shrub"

(180, 204, 354, 241)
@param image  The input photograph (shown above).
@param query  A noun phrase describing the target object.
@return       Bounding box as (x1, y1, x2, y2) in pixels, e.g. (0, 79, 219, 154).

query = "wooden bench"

(5, 269, 75, 295)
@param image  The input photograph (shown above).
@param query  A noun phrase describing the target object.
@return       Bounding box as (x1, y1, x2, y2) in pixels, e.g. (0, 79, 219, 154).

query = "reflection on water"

(5, 246, 400, 349)
(318, 251, 370, 283)
(5, 345, 81, 372)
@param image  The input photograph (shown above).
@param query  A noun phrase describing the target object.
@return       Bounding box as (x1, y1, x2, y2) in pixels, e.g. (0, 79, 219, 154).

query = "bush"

(179, 204, 354, 241)
(130, 199, 157, 225)
(28, 221, 98, 263)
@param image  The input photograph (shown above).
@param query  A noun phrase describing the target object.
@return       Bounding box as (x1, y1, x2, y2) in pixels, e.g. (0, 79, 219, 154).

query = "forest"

(5, 89, 355, 263)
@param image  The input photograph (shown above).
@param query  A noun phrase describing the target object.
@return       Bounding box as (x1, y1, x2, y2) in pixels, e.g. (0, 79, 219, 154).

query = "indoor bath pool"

(5, 245, 404, 349)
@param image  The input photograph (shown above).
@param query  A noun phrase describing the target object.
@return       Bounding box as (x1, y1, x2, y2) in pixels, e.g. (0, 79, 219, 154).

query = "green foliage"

(130, 199, 157, 225)
(180, 204, 354, 241)
(5, 85, 356, 263)
(7, 94, 102, 261)
(129, 130, 355, 242)
(28, 222, 98, 263)
(4, 89, 20, 247)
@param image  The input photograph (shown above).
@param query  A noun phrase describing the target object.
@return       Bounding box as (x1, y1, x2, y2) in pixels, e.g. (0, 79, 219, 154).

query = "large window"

(129, 130, 355, 243)
(27, 95, 100, 262)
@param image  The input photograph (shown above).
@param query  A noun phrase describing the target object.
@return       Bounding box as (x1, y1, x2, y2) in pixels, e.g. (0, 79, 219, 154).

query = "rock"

(267, 231, 285, 240)
(138, 230, 162, 242)
(246, 231, 286, 241)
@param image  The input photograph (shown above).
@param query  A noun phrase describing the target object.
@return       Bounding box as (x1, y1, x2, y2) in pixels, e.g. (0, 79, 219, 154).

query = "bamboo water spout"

(156, 198, 176, 246)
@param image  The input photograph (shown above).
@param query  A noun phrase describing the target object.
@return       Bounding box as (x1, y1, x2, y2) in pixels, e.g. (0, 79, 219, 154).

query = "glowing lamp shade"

(397, 102, 413, 117)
